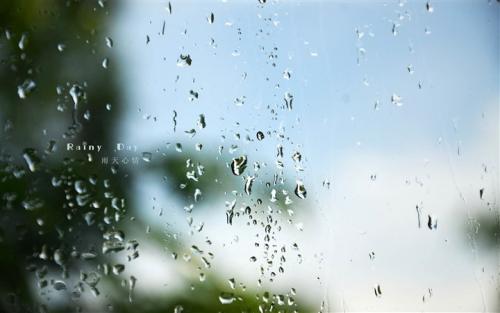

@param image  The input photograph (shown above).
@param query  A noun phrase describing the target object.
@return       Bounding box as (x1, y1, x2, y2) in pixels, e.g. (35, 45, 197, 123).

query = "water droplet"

(294, 180, 307, 199)
(75, 180, 87, 194)
(69, 84, 84, 109)
(17, 79, 36, 99)
(53, 249, 65, 266)
(284, 92, 293, 110)
(18, 33, 27, 50)
(427, 215, 437, 230)
(374, 284, 382, 297)
(22, 197, 44, 211)
(112, 264, 125, 275)
(234, 96, 246, 106)
(102, 58, 109, 69)
(208, 13, 215, 24)
(426, 1, 434, 13)
(219, 292, 236, 304)
(231, 156, 247, 176)
(228, 278, 236, 289)
(128, 276, 137, 303)
(177, 54, 192, 67)
(391, 93, 403, 106)
(256, 131, 265, 140)
(244, 176, 255, 195)
(105, 37, 113, 48)
(102, 240, 125, 254)
(283, 69, 291, 80)
(175, 143, 183, 152)
(174, 305, 184, 313)
(53, 280, 66, 291)
(142, 152, 152, 162)
(82, 110, 91, 121)
(369, 251, 376, 260)
(44, 140, 57, 154)
(84, 212, 95, 225)
(292, 151, 302, 162)
(194, 188, 202, 202)
(57, 43, 66, 52)
(166, 2, 172, 14)
(23, 148, 40, 172)
(197, 114, 206, 129)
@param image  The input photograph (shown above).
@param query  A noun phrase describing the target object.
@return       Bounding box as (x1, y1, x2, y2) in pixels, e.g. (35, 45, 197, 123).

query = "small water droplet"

(128, 276, 137, 303)
(374, 284, 382, 297)
(194, 188, 202, 202)
(294, 180, 307, 199)
(53, 280, 66, 291)
(426, 1, 434, 13)
(74, 180, 87, 194)
(69, 84, 84, 109)
(234, 96, 246, 106)
(283, 69, 291, 80)
(284, 92, 293, 110)
(391, 93, 403, 106)
(102, 58, 109, 69)
(208, 13, 215, 24)
(244, 176, 255, 195)
(177, 54, 192, 67)
(57, 43, 66, 52)
(174, 305, 183, 313)
(407, 64, 414, 74)
(23, 148, 40, 172)
(427, 215, 437, 230)
(112, 264, 125, 275)
(18, 33, 27, 50)
(17, 79, 36, 99)
(142, 152, 152, 162)
(219, 292, 236, 304)
(231, 156, 247, 176)
(197, 114, 206, 129)
(105, 37, 113, 48)
(256, 131, 265, 140)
